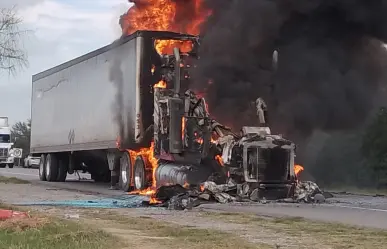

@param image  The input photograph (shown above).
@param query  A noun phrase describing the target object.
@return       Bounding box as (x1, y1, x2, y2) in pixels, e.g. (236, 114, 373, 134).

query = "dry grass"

(0, 175, 29, 184)
(0, 207, 122, 249)
(0, 216, 49, 232)
(84, 209, 273, 249)
(205, 212, 387, 249)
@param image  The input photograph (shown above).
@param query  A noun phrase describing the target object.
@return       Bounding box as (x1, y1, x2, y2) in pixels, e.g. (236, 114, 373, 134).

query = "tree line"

(305, 107, 387, 189)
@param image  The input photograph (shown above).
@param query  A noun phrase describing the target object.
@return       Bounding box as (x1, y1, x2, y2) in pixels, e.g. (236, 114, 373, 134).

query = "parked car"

(23, 155, 40, 168)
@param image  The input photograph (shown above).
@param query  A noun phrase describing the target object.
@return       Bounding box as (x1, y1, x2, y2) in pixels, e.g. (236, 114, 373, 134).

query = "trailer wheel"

(133, 156, 147, 191)
(45, 154, 59, 182)
(119, 151, 132, 192)
(39, 154, 46, 181)
(57, 157, 68, 182)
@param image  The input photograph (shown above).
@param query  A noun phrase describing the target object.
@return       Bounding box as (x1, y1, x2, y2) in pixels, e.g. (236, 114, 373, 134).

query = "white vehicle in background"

(24, 154, 40, 168)
(0, 117, 14, 168)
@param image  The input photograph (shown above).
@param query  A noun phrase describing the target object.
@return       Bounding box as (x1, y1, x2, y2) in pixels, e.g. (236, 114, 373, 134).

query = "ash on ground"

(149, 180, 332, 210)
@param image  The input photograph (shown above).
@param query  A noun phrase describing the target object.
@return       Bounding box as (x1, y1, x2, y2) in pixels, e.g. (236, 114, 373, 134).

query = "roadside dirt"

(0, 183, 295, 248)
(2, 182, 387, 249)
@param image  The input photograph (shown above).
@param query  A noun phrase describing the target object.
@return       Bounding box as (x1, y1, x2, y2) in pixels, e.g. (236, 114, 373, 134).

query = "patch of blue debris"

(15, 195, 151, 208)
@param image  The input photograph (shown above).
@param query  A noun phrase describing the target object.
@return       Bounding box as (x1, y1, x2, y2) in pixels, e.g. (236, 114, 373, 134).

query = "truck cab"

(0, 117, 14, 168)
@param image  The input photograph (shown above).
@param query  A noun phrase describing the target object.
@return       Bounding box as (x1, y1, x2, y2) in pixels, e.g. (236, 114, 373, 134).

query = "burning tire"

(133, 155, 147, 191)
(45, 154, 58, 182)
(39, 154, 46, 181)
(119, 151, 132, 192)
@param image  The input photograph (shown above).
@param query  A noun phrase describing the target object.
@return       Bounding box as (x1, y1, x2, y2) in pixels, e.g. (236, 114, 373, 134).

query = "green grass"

(0, 211, 121, 249)
(0, 176, 29, 184)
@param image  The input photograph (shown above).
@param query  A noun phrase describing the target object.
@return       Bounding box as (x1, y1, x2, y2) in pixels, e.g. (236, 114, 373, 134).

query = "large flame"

(294, 164, 304, 178)
(120, 0, 211, 54)
(120, 0, 211, 35)
(154, 39, 194, 55)
(128, 142, 160, 203)
(154, 80, 167, 88)
(119, 1, 211, 203)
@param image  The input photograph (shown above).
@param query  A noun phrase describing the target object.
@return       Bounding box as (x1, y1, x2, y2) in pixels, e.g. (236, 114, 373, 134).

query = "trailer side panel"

(31, 38, 139, 153)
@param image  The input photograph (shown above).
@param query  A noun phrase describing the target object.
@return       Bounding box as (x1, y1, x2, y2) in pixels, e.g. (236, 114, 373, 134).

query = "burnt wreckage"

(31, 29, 306, 202)
(147, 36, 298, 201)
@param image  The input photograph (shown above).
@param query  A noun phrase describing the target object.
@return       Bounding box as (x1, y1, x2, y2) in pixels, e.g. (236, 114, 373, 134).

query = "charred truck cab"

(31, 30, 296, 199)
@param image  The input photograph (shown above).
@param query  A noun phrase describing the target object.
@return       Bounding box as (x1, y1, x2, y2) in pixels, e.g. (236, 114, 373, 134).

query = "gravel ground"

(0, 183, 96, 203)
(3, 174, 387, 248)
(3, 167, 387, 230)
(0, 182, 296, 248)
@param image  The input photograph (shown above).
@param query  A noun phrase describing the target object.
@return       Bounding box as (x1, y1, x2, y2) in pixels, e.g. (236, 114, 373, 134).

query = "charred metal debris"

(151, 88, 329, 209)
(145, 181, 331, 210)
(145, 44, 329, 210)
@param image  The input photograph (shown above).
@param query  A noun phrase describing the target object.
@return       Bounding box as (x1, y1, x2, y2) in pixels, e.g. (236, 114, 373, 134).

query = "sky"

(0, 0, 131, 125)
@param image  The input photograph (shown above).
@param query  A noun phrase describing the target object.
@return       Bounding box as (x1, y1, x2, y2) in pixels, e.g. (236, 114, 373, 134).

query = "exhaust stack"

(173, 47, 181, 97)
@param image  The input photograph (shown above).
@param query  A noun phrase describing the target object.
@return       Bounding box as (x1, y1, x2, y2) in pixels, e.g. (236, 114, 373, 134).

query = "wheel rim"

(134, 158, 145, 190)
(39, 159, 44, 176)
(121, 160, 128, 184)
(46, 156, 50, 177)
(121, 154, 130, 185)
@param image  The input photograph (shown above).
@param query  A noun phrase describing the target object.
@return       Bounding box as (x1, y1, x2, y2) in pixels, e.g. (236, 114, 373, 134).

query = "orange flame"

(128, 142, 158, 197)
(215, 155, 224, 166)
(154, 39, 193, 55)
(294, 164, 304, 177)
(154, 80, 167, 88)
(182, 117, 186, 139)
(120, 0, 211, 36)
(149, 196, 162, 204)
(151, 64, 155, 75)
(120, 0, 212, 54)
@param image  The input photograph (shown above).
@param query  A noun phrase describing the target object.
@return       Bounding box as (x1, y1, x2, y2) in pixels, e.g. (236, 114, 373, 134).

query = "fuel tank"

(155, 160, 213, 187)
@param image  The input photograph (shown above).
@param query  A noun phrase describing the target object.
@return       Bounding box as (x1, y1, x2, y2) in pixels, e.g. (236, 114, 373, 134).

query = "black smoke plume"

(193, 0, 387, 141)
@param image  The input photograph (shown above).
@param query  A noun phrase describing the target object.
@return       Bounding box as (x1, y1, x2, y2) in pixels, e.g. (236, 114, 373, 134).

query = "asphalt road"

(2, 167, 387, 229)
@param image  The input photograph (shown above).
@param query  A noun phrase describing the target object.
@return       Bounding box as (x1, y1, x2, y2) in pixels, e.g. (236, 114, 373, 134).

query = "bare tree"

(11, 119, 31, 157)
(0, 7, 28, 74)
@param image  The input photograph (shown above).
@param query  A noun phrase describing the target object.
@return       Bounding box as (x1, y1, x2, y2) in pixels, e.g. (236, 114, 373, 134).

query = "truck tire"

(133, 156, 147, 191)
(119, 151, 132, 192)
(8, 164, 13, 168)
(45, 154, 59, 182)
(57, 157, 68, 182)
(0, 164, 5, 168)
(39, 154, 46, 181)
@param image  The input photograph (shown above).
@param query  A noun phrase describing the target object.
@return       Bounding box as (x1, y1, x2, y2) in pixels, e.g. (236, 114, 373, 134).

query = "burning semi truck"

(31, 31, 298, 201)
